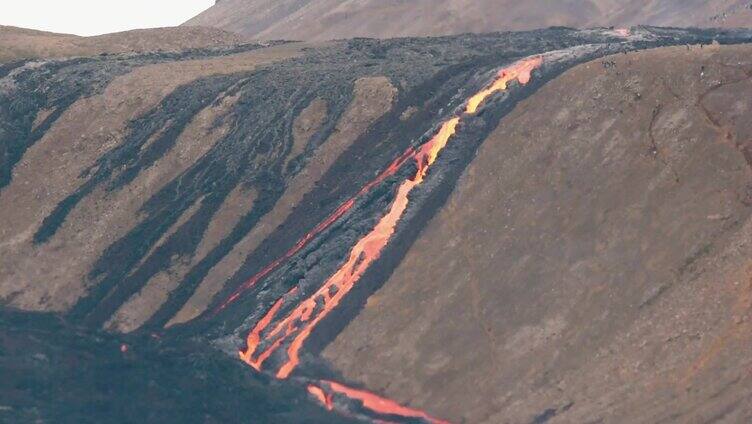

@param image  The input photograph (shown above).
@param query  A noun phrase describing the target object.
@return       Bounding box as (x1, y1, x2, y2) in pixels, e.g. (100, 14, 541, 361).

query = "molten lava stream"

(308, 380, 450, 424)
(240, 56, 542, 379)
(217, 57, 541, 315)
(238, 56, 543, 423)
(240, 117, 459, 380)
(213, 148, 416, 314)
(307, 385, 333, 411)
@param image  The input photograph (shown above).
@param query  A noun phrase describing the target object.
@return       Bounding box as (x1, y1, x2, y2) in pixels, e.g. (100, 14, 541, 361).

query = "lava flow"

(235, 56, 542, 422)
(213, 147, 415, 314)
(217, 57, 541, 315)
(307, 380, 450, 424)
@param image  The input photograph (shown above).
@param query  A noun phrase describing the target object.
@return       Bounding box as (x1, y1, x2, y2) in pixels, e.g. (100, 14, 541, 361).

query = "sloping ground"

(0, 25, 243, 63)
(323, 43, 752, 423)
(3, 25, 752, 423)
(0, 26, 644, 332)
(0, 41, 305, 315)
(186, 0, 752, 41)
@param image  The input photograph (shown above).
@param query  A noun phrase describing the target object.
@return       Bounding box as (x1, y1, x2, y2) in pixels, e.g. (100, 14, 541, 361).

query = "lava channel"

(240, 56, 543, 380)
(233, 55, 542, 423)
(213, 146, 416, 314)
(216, 57, 541, 316)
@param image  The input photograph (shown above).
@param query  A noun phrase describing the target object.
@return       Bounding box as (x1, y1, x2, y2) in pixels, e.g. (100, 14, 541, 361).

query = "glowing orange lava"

(238, 56, 543, 381)
(614, 28, 631, 37)
(214, 149, 415, 314)
(238, 287, 297, 371)
(308, 380, 450, 424)
(242, 160, 423, 378)
(464, 56, 542, 114)
(217, 58, 541, 316)
(307, 384, 333, 411)
(235, 56, 542, 423)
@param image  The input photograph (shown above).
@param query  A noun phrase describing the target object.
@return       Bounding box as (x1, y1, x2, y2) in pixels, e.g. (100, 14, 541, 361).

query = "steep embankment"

(324, 43, 752, 423)
(0, 25, 243, 63)
(186, 0, 752, 40)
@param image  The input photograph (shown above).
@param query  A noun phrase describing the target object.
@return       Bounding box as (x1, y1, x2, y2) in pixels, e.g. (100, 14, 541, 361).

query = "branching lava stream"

(235, 56, 542, 422)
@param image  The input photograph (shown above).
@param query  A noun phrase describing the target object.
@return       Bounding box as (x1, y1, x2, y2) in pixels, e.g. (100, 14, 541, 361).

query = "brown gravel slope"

(0, 25, 243, 63)
(186, 0, 752, 40)
(323, 44, 752, 423)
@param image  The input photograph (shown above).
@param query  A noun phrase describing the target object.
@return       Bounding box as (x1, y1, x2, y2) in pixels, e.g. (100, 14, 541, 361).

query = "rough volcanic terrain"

(186, 0, 752, 41)
(2, 24, 752, 423)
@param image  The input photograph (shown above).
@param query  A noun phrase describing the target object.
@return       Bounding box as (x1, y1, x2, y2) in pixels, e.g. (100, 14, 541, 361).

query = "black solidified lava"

(0, 309, 354, 423)
(0, 43, 272, 190)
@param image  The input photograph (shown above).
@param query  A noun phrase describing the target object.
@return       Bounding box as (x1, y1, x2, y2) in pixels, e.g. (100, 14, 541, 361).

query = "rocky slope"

(324, 42, 752, 423)
(185, 0, 752, 41)
(2, 25, 752, 423)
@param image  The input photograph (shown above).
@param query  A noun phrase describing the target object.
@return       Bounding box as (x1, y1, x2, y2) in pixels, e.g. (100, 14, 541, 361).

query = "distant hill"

(0, 25, 242, 63)
(184, 0, 752, 40)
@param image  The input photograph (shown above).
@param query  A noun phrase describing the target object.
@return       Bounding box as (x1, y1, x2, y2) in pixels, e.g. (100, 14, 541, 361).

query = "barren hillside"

(0, 25, 243, 63)
(186, 0, 752, 40)
(2, 23, 752, 423)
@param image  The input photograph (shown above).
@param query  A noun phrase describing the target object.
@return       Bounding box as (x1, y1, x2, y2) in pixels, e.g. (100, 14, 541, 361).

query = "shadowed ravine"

(2, 26, 752, 423)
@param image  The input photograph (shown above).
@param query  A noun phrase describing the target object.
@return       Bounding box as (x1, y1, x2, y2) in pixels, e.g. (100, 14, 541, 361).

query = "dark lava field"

(2, 26, 752, 423)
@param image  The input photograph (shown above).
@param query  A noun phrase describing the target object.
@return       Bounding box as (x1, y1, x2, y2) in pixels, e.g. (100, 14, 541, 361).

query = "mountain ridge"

(185, 0, 752, 41)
